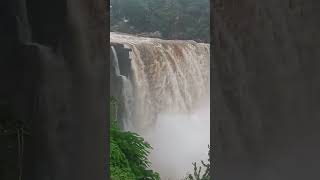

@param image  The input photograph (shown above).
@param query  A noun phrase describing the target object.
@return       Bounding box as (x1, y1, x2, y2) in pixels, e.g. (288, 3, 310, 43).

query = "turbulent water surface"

(111, 32, 210, 179)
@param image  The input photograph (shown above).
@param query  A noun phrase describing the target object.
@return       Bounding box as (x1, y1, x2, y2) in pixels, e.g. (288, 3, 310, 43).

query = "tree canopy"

(110, 0, 210, 42)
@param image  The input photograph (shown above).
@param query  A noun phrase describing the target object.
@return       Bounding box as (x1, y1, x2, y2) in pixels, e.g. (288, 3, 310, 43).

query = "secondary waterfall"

(110, 46, 134, 129)
(111, 32, 210, 179)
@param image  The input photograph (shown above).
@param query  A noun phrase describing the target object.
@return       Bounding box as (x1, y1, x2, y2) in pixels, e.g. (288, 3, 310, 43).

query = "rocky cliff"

(0, 0, 108, 180)
(213, 1, 320, 179)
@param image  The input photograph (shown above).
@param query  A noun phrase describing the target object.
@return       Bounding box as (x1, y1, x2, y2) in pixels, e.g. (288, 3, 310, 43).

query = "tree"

(109, 97, 160, 180)
(110, 0, 210, 42)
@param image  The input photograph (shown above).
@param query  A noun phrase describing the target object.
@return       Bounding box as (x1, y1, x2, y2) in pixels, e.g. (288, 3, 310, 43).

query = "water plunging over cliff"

(110, 32, 210, 179)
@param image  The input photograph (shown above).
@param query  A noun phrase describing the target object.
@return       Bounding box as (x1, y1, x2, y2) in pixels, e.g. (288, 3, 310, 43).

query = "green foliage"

(184, 145, 212, 180)
(110, 97, 160, 180)
(110, 0, 210, 42)
(110, 137, 136, 180)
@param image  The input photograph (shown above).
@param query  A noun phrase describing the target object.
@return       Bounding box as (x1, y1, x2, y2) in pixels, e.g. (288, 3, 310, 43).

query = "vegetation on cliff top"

(110, 0, 209, 42)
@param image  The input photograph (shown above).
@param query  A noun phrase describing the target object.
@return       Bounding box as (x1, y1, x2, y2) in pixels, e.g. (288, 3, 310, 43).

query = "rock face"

(213, 1, 320, 179)
(0, 0, 108, 180)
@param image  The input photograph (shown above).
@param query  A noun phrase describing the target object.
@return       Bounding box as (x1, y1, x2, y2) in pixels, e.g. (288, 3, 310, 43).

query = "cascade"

(110, 46, 134, 129)
(111, 32, 210, 131)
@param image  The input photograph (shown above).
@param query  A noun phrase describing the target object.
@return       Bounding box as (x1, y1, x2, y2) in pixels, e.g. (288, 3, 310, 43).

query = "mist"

(141, 97, 210, 180)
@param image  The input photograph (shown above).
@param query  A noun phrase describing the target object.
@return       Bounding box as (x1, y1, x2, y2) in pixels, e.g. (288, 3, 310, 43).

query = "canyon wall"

(213, 1, 320, 179)
(0, 0, 108, 179)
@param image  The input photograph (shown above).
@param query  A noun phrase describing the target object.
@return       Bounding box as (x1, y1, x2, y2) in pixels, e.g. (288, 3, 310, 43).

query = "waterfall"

(111, 46, 121, 76)
(111, 32, 210, 131)
(110, 46, 134, 129)
(110, 32, 210, 179)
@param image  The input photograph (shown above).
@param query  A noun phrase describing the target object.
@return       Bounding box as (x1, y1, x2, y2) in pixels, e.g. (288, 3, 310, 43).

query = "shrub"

(184, 145, 212, 180)
(110, 97, 160, 180)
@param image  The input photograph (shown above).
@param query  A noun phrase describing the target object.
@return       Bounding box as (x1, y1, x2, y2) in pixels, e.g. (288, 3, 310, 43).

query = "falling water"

(111, 32, 210, 179)
(110, 46, 134, 129)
